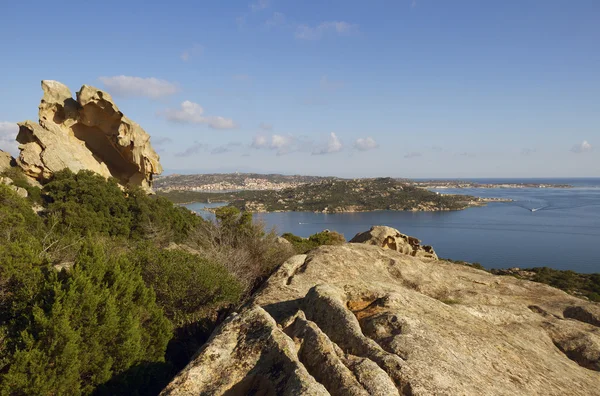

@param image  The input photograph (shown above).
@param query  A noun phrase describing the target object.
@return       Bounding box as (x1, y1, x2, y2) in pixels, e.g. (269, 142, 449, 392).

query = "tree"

(0, 240, 172, 395)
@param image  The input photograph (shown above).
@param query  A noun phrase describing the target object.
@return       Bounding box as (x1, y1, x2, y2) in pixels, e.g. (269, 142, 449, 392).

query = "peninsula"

(158, 177, 506, 213)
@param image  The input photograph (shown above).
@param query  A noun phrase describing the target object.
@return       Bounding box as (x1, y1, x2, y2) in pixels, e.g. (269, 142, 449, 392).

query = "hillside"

(159, 177, 486, 212)
(154, 173, 338, 192)
(162, 227, 600, 395)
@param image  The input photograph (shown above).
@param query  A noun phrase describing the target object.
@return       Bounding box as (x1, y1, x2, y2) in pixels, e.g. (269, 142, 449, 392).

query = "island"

(158, 177, 510, 213)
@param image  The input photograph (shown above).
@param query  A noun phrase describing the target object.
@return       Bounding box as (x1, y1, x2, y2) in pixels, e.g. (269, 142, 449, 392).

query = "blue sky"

(0, 0, 598, 177)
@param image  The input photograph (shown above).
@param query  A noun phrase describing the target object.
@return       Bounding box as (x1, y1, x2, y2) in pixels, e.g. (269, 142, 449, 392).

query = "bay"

(185, 178, 600, 273)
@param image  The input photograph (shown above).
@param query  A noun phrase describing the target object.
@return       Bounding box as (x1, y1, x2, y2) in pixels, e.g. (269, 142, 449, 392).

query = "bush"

(282, 230, 346, 254)
(127, 188, 202, 244)
(188, 208, 295, 294)
(1, 167, 42, 204)
(42, 170, 201, 243)
(43, 170, 132, 237)
(131, 245, 243, 327)
(0, 240, 172, 395)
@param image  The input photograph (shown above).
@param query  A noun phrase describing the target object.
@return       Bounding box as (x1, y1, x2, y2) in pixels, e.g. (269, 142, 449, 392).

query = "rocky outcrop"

(16, 80, 162, 190)
(350, 226, 438, 260)
(0, 150, 14, 173)
(0, 177, 27, 198)
(163, 227, 600, 395)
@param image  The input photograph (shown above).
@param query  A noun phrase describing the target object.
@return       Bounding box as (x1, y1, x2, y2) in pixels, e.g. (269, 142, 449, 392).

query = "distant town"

(155, 173, 572, 193)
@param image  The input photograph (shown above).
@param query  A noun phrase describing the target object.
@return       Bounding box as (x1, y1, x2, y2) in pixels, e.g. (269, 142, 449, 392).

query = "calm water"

(185, 178, 600, 273)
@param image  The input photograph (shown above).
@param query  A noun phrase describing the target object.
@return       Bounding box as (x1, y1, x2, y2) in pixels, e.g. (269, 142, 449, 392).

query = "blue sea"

(185, 178, 600, 273)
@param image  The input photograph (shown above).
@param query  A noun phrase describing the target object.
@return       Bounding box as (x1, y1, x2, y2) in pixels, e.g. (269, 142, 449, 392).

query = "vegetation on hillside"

(159, 177, 481, 212)
(491, 267, 600, 302)
(282, 230, 346, 253)
(0, 170, 296, 395)
(2, 168, 598, 394)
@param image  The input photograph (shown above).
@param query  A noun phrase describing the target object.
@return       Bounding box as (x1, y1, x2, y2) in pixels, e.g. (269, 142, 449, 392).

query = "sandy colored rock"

(0, 176, 28, 198)
(164, 227, 600, 395)
(0, 150, 14, 173)
(350, 225, 438, 259)
(161, 305, 329, 396)
(16, 80, 162, 190)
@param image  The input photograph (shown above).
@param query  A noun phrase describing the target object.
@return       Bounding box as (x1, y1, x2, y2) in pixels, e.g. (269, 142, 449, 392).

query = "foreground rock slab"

(163, 232, 600, 395)
(16, 80, 162, 190)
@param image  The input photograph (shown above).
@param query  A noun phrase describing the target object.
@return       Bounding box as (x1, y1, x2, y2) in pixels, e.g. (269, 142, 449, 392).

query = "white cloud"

(164, 101, 237, 129)
(404, 152, 422, 159)
(251, 134, 304, 155)
(571, 140, 593, 153)
(250, 0, 269, 11)
(181, 44, 204, 61)
(259, 122, 273, 131)
(266, 11, 286, 27)
(271, 134, 294, 154)
(0, 122, 19, 157)
(295, 21, 358, 40)
(354, 137, 378, 151)
(313, 132, 342, 155)
(251, 135, 269, 149)
(98, 76, 179, 98)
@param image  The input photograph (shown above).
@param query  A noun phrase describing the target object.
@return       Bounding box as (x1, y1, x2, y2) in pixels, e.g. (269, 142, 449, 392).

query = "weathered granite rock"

(16, 80, 162, 190)
(163, 227, 600, 395)
(0, 176, 28, 198)
(350, 225, 438, 259)
(0, 150, 14, 173)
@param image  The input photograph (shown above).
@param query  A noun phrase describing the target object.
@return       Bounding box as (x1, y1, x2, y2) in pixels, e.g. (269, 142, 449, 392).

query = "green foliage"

(0, 170, 300, 394)
(43, 170, 132, 237)
(127, 188, 202, 244)
(282, 230, 346, 254)
(527, 267, 600, 302)
(443, 258, 486, 271)
(131, 245, 242, 327)
(1, 167, 42, 204)
(0, 240, 172, 395)
(42, 170, 201, 243)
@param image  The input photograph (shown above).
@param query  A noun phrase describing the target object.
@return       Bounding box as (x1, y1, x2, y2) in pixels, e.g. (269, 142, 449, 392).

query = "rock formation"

(162, 227, 600, 395)
(0, 150, 14, 173)
(350, 225, 438, 260)
(16, 80, 162, 190)
(0, 177, 27, 198)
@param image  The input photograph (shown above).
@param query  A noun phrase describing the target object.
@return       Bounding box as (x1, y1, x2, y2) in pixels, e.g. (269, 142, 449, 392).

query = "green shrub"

(127, 188, 202, 244)
(1, 167, 42, 204)
(282, 230, 346, 254)
(131, 246, 243, 327)
(42, 170, 201, 243)
(43, 170, 132, 237)
(0, 240, 172, 395)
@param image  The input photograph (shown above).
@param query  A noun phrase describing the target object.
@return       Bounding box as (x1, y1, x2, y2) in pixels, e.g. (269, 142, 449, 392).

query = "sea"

(184, 178, 600, 273)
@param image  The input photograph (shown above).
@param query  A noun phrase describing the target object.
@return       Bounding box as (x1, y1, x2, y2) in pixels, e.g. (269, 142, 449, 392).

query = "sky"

(0, 0, 598, 178)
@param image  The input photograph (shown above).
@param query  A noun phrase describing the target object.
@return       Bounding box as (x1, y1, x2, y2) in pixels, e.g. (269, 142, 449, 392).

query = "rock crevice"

(162, 227, 600, 395)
